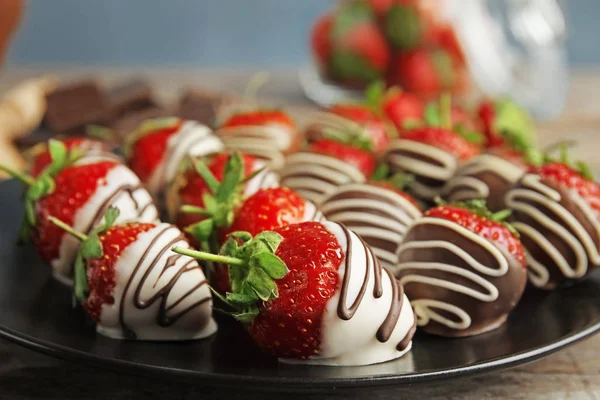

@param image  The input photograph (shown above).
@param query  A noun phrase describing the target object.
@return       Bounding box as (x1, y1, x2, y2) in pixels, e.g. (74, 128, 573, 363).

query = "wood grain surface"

(0, 67, 599, 400)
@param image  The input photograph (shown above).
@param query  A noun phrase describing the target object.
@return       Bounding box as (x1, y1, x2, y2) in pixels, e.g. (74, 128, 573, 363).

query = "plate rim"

(1, 316, 599, 389)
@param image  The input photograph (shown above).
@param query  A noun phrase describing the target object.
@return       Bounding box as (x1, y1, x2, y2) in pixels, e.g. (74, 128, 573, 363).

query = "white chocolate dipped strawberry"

(126, 118, 224, 200)
(49, 208, 217, 341)
(0, 140, 159, 285)
(173, 221, 416, 366)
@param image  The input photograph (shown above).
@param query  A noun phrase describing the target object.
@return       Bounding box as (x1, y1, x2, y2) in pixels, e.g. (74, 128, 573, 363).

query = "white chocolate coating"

(146, 121, 224, 198)
(320, 184, 422, 269)
(52, 162, 159, 285)
(97, 223, 217, 341)
(282, 222, 415, 366)
(305, 111, 367, 141)
(280, 152, 366, 205)
(384, 139, 458, 201)
(443, 154, 525, 203)
(395, 217, 521, 333)
(217, 124, 293, 171)
(505, 174, 600, 288)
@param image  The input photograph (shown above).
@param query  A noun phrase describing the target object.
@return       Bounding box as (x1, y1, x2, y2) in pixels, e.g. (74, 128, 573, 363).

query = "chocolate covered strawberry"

(0, 140, 159, 284)
(383, 96, 481, 202)
(326, 1, 390, 87)
(395, 200, 527, 337)
(48, 207, 216, 341)
(167, 152, 279, 232)
(280, 139, 374, 204)
(27, 137, 116, 177)
(216, 109, 301, 171)
(305, 101, 394, 153)
(505, 151, 600, 290)
(173, 221, 416, 366)
(125, 117, 223, 199)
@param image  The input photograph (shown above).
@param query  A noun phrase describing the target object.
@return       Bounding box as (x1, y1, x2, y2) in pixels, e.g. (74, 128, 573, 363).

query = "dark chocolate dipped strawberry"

(505, 149, 600, 290)
(216, 109, 301, 171)
(280, 139, 375, 204)
(394, 199, 527, 337)
(125, 117, 223, 199)
(304, 96, 395, 154)
(320, 170, 421, 269)
(382, 95, 481, 203)
(173, 220, 416, 366)
(0, 140, 159, 284)
(48, 207, 216, 340)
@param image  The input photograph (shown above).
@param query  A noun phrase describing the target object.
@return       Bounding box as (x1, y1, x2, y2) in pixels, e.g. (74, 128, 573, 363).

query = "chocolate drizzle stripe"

(118, 226, 210, 338)
(337, 224, 369, 320)
(376, 268, 402, 343)
(397, 314, 417, 351)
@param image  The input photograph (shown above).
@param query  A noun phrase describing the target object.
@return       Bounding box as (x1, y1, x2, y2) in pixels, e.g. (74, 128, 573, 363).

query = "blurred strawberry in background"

(0, 0, 24, 65)
(309, 0, 468, 99)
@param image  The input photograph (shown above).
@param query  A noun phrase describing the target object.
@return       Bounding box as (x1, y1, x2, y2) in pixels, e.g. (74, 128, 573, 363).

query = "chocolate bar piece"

(44, 80, 111, 134)
(177, 89, 235, 127)
(108, 79, 158, 120)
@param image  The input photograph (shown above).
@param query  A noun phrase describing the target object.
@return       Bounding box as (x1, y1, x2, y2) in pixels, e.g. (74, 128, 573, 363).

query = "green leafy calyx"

(171, 230, 288, 323)
(0, 139, 82, 242)
(182, 153, 246, 245)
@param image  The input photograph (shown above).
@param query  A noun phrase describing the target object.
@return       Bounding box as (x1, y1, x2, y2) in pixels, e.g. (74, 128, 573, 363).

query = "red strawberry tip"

(172, 229, 289, 323)
(123, 117, 182, 157)
(541, 141, 593, 180)
(435, 197, 518, 237)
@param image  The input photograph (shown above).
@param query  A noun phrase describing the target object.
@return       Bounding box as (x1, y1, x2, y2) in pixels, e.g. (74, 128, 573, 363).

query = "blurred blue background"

(6, 0, 600, 67)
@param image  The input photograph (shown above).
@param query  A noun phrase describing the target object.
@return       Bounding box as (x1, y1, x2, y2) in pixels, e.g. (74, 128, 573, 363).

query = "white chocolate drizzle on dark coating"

(395, 217, 511, 331)
(280, 152, 365, 205)
(320, 184, 422, 268)
(304, 111, 367, 143)
(505, 173, 600, 288)
(383, 139, 458, 201)
(216, 125, 292, 171)
(112, 224, 214, 340)
(443, 154, 525, 203)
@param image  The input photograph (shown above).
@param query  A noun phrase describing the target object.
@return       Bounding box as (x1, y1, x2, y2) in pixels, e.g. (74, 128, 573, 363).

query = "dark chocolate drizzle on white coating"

(320, 183, 422, 268)
(118, 225, 212, 339)
(383, 139, 458, 201)
(336, 224, 414, 350)
(505, 173, 600, 289)
(280, 152, 365, 205)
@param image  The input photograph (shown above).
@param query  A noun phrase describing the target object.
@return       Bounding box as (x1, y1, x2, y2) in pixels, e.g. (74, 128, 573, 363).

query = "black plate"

(0, 179, 599, 391)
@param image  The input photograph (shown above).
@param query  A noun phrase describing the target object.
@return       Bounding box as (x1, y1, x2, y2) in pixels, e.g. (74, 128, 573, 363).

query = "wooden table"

(0, 67, 599, 400)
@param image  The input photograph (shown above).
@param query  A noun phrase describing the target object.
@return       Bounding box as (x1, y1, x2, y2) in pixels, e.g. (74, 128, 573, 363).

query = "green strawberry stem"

(171, 230, 288, 323)
(180, 205, 213, 217)
(171, 246, 244, 266)
(0, 165, 35, 186)
(47, 216, 89, 242)
(439, 93, 452, 130)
